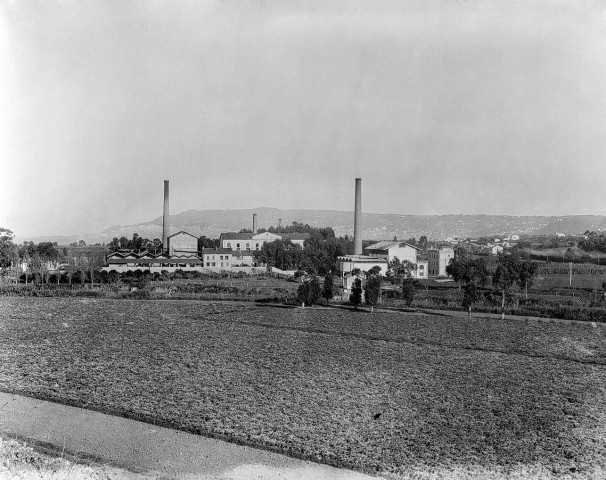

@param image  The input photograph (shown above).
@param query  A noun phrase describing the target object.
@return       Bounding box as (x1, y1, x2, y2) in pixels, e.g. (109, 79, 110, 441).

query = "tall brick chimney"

(354, 178, 362, 255)
(253, 213, 258, 234)
(162, 180, 169, 252)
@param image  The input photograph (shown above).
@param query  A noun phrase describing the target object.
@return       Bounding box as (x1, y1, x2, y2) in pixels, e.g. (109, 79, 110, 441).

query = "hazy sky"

(2, 1, 606, 236)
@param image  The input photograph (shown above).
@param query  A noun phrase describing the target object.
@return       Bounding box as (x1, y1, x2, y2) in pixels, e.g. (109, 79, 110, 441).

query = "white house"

(200, 248, 232, 269)
(219, 232, 310, 251)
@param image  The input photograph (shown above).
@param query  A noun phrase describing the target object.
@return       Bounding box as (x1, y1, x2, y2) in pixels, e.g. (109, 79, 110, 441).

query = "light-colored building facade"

(363, 241, 419, 264)
(416, 259, 429, 279)
(231, 250, 255, 267)
(220, 232, 309, 251)
(362, 241, 428, 279)
(200, 248, 232, 269)
(167, 231, 198, 255)
(427, 247, 454, 277)
(337, 255, 389, 277)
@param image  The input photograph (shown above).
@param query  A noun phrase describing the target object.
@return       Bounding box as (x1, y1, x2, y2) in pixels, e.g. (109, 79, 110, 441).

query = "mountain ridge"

(18, 209, 606, 245)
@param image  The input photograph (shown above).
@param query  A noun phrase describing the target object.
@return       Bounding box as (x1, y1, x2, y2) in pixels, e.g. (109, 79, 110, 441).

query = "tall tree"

(402, 277, 416, 307)
(493, 252, 521, 320)
(350, 278, 362, 309)
(297, 276, 321, 307)
(322, 272, 334, 305)
(517, 261, 539, 299)
(364, 273, 382, 313)
(0, 229, 19, 269)
(446, 251, 489, 316)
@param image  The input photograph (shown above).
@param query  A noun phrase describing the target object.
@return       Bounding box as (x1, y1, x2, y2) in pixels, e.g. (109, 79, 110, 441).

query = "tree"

(364, 273, 382, 313)
(401, 277, 415, 307)
(297, 276, 321, 307)
(386, 258, 416, 285)
(445, 249, 470, 291)
(0, 229, 19, 269)
(446, 252, 488, 316)
(367, 265, 382, 277)
(322, 273, 334, 304)
(493, 252, 521, 320)
(36, 242, 59, 262)
(517, 261, 539, 299)
(461, 284, 481, 316)
(350, 278, 362, 309)
(419, 236, 428, 250)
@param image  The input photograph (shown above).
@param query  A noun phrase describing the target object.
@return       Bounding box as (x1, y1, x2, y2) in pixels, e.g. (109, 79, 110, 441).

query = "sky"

(2, 0, 606, 237)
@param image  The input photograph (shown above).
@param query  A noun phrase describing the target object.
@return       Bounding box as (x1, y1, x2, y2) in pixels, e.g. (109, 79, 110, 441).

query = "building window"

(212, 262, 216, 266)
(236, 243, 240, 249)
(246, 243, 250, 250)
(206, 262, 210, 266)
(227, 243, 231, 248)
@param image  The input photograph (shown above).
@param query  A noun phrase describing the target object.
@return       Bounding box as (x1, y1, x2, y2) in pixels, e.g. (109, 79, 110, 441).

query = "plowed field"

(1, 298, 605, 478)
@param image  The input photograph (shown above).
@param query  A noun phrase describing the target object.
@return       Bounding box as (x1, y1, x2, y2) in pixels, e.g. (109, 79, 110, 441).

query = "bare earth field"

(1, 298, 606, 478)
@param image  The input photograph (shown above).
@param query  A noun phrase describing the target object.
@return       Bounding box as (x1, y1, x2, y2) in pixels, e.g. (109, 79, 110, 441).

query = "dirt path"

(0, 392, 380, 480)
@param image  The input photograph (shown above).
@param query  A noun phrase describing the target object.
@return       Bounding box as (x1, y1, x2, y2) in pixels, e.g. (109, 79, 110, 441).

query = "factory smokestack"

(354, 178, 362, 255)
(253, 213, 258, 234)
(162, 180, 169, 252)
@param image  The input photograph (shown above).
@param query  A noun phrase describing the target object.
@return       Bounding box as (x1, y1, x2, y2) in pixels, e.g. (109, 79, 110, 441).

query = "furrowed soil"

(1, 298, 606, 478)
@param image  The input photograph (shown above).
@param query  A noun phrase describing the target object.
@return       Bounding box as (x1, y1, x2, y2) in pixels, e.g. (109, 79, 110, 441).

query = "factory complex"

(104, 179, 452, 280)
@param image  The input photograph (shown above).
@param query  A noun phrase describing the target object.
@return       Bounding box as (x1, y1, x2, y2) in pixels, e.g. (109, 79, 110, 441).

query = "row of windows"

(226, 242, 262, 250)
(205, 262, 228, 267)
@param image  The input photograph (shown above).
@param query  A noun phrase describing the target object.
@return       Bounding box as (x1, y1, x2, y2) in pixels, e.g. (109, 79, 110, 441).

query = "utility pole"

(569, 261, 572, 288)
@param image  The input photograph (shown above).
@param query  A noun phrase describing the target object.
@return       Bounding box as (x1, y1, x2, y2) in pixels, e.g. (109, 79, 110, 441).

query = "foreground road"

(0, 391, 380, 480)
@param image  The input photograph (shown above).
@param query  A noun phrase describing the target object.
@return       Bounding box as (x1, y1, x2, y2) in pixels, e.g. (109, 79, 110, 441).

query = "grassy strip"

(1, 298, 606, 477)
(0, 435, 121, 480)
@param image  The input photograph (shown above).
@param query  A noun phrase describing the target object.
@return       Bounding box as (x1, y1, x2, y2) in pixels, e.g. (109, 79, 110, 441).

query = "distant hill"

(18, 209, 606, 245)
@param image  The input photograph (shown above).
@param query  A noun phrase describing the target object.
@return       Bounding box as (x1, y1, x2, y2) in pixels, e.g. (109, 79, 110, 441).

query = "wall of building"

(428, 248, 454, 277)
(168, 232, 198, 254)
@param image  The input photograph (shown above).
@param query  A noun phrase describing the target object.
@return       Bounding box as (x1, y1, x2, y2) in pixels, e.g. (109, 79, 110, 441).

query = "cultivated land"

(1, 298, 606, 478)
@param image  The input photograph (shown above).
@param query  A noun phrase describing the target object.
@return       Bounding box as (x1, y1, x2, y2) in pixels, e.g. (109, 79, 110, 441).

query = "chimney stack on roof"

(253, 213, 258, 234)
(353, 178, 362, 255)
(162, 180, 170, 252)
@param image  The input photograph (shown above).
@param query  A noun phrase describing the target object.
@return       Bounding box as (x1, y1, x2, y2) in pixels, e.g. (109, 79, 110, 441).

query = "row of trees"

(108, 234, 162, 253)
(578, 231, 606, 253)
(447, 250, 539, 318)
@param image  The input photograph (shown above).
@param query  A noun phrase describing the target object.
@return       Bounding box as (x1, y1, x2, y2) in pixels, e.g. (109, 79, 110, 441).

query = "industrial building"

(338, 178, 428, 280)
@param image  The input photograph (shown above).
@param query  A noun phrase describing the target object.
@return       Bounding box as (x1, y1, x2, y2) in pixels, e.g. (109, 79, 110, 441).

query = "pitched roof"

(220, 232, 254, 241)
(167, 231, 198, 239)
(232, 250, 254, 257)
(365, 241, 420, 251)
(201, 248, 233, 255)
